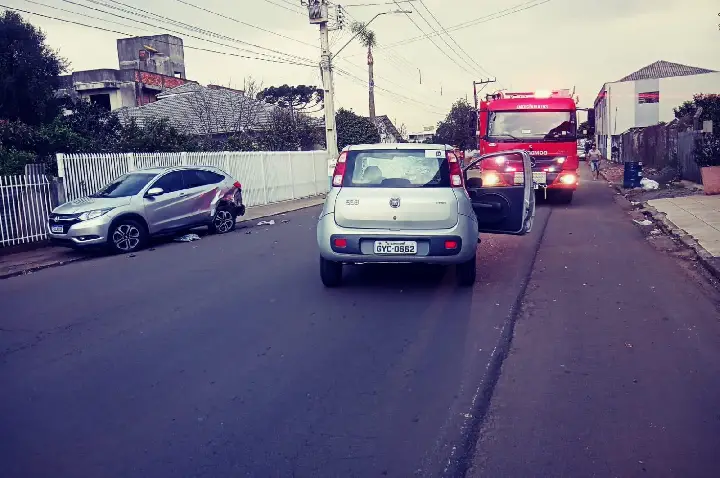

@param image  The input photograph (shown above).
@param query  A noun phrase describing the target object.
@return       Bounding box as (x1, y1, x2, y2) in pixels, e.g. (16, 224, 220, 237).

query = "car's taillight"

(447, 151, 463, 187)
(333, 237, 347, 248)
(332, 151, 348, 187)
(233, 181, 242, 189)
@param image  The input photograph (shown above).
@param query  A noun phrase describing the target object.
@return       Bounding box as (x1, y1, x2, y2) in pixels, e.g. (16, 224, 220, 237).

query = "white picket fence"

(57, 151, 330, 206)
(0, 175, 54, 247)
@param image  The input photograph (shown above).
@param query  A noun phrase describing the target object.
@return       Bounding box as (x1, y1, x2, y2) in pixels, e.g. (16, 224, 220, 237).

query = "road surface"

(1, 170, 719, 477)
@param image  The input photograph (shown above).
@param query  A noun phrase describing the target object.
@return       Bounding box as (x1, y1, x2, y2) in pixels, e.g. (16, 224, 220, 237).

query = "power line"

(334, 67, 445, 115)
(19, 0, 156, 33)
(262, 0, 305, 16)
(59, 0, 316, 65)
(391, 0, 475, 78)
(344, 0, 417, 5)
(386, 0, 551, 48)
(417, 0, 493, 77)
(1, 4, 317, 67)
(171, 0, 317, 48)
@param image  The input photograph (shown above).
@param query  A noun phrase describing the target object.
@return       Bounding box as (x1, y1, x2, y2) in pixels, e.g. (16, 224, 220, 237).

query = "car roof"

(131, 165, 224, 175)
(344, 143, 452, 151)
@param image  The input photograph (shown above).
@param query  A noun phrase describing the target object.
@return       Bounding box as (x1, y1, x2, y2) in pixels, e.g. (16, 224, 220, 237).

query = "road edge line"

(445, 207, 554, 478)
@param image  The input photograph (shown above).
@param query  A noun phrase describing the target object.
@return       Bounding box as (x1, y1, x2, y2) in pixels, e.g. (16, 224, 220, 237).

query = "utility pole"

(307, 0, 339, 161)
(473, 78, 496, 141)
(472, 78, 496, 111)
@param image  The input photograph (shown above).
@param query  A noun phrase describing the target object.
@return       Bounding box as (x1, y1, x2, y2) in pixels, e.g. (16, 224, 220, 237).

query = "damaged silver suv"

(48, 166, 245, 253)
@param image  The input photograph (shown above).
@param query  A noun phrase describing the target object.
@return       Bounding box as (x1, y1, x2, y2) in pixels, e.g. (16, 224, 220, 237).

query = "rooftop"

(118, 83, 282, 135)
(618, 60, 716, 82)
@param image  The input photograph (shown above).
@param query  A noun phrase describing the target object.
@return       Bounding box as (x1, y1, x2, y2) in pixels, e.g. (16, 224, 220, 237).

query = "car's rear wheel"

(456, 255, 477, 287)
(209, 205, 236, 234)
(320, 257, 343, 287)
(108, 219, 146, 254)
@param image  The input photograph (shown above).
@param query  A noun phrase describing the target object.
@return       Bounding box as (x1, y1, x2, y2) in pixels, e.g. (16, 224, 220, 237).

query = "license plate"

(374, 240, 417, 255)
(51, 225, 64, 234)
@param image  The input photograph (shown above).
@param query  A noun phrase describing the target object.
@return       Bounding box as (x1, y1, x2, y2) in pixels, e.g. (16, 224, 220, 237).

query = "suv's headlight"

(77, 208, 114, 221)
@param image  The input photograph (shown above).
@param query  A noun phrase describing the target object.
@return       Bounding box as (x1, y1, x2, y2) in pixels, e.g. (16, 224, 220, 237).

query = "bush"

(694, 135, 720, 167)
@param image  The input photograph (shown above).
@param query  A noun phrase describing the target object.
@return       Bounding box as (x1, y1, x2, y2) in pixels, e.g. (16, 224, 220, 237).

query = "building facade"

(408, 126, 436, 143)
(594, 60, 719, 158)
(57, 35, 191, 111)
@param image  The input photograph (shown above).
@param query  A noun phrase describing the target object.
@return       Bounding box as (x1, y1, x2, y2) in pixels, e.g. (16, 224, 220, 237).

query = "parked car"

(48, 166, 245, 253)
(317, 143, 535, 287)
(577, 139, 587, 160)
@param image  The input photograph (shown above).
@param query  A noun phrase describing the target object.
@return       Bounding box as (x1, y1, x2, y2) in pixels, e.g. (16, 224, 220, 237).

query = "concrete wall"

(117, 35, 186, 78)
(658, 72, 720, 122)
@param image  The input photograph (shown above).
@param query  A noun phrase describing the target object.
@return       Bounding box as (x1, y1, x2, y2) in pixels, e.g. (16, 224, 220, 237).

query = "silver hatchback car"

(317, 144, 535, 287)
(48, 166, 245, 253)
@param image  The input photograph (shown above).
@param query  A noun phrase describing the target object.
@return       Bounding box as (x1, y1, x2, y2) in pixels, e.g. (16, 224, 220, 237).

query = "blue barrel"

(623, 161, 643, 188)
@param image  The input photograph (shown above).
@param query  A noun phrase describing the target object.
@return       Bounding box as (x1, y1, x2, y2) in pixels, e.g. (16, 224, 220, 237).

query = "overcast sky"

(4, 0, 719, 132)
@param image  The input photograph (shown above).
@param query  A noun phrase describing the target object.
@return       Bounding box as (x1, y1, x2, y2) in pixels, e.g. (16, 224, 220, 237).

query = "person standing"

(587, 144, 602, 180)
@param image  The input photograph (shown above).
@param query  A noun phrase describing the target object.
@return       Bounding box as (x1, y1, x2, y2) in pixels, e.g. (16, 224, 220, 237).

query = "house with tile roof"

(117, 82, 281, 137)
(593, 60, 720, 157)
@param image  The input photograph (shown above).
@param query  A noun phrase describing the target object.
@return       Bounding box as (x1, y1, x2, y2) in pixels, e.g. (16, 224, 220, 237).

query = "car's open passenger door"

(464, 150, 535, 235)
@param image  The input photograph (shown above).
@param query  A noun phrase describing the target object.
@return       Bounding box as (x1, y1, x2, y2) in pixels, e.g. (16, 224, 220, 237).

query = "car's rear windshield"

(343, 149, 450, 188)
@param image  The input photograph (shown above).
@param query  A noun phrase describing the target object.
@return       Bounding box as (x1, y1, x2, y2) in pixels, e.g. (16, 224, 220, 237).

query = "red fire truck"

(476, 89, 579, 203)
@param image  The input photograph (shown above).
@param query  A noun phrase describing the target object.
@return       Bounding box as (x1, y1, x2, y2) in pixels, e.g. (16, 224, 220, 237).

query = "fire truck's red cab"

(477, 89, 579, 203)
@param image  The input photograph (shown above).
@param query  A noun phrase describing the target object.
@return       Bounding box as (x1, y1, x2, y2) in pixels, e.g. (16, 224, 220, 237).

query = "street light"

(332, 9, 412, 59)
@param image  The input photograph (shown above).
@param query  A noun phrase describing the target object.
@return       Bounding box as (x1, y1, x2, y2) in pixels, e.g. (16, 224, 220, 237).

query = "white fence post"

(56, 153, 66, 178)
(259, 153, 269, 205)
(310, 151, 318, 195)
(181, 151, 188, 166)
(288, 152, 295, 200)
(126, 153, 136, 172)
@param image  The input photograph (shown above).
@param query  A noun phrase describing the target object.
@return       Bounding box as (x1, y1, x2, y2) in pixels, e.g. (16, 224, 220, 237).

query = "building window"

(638, 91, 659, 104)
(89, 93, 111, 111)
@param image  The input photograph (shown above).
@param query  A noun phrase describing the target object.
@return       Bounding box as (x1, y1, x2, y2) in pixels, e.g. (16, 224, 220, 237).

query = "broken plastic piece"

(633, 219, 653, 226)
(174, 233, 201, 242)
(257, 220, 275, 226)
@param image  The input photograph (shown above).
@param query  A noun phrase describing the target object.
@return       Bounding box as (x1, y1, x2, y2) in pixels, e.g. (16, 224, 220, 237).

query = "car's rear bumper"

(317, 213, 478, 264)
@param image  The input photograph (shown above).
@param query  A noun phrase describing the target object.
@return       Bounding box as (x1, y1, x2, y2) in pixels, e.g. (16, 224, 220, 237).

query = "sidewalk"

(0, 195, 325, 280)
(470, 167, 720, 477)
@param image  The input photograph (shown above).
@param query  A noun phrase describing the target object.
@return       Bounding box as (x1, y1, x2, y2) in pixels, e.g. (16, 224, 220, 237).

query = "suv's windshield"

(91, 173, 158, 198)
(488, 111, 576, 141)
(343, 149, 450, 188)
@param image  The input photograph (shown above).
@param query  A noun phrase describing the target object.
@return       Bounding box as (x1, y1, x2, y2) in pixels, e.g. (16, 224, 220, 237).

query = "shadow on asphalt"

(340, 263, 450, 289)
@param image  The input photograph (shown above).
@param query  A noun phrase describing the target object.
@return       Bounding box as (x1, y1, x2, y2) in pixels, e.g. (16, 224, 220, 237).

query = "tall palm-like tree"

(351, 21, 377, 122)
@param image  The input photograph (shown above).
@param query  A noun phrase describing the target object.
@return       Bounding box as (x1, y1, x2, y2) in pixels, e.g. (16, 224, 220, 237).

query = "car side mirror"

(146, 187, 164, 197)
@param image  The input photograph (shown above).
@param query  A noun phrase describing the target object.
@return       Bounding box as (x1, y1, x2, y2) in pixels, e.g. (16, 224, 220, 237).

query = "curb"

(644, 205, 720, 282)
(0, 197, 326, 281)
(236, 197, 325, 224)
(0, 256, 90, 281)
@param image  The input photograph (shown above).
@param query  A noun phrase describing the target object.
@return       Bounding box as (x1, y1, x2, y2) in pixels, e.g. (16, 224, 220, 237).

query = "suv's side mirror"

(146, 187, 164, 197)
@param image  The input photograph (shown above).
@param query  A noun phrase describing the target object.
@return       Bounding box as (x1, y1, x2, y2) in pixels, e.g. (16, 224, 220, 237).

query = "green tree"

(0, 11, 66, 125)
(673, 100, 696, 119)
(258, 108, 319, 151)
(433, 99, 476, 150)
(351, 21, 378, 121)
(257, 84, 323, 113)
(674, 94, 720, 132)
(335, 108, 379, 150)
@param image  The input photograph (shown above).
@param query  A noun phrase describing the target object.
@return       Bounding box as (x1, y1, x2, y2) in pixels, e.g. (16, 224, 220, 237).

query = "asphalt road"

(1, 170, 719, 478)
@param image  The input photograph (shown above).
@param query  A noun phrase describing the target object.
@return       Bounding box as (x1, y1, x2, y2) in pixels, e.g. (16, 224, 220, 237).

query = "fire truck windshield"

(487, 111, 576, 142)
